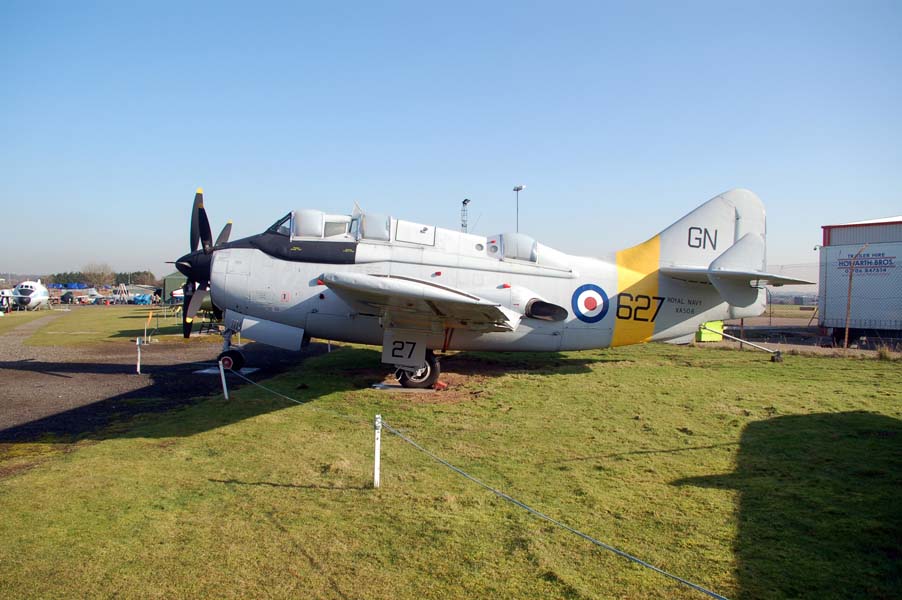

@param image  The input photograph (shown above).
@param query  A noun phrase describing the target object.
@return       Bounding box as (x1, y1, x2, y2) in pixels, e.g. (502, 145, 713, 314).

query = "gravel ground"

(0, 314, 323, 442)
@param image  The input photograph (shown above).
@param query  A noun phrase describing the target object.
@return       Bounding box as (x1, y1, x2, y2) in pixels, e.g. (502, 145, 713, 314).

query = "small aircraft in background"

(0, 289, 13, 313)
(12, 280, 51, 310)
(173, 188, 811, 387)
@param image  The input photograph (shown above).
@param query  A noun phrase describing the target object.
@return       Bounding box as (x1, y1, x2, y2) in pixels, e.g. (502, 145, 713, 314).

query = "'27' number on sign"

(391, 341, 417, 359)
(616, 294, 665, 322)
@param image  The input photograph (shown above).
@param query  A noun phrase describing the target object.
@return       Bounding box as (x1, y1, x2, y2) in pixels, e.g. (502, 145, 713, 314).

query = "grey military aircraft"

(174, 188, 810, 387)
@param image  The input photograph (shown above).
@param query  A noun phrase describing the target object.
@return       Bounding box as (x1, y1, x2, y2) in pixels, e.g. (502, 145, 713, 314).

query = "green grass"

(0, 310, 54, 335)
(24, 305, 212, 346)
(759, 304, 818, 319)
(1, 344, 899, 599)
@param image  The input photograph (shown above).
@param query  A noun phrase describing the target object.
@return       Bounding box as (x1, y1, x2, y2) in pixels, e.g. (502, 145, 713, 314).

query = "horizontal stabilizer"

(661, 266, 814, 287)
(662, 232, 814, 288)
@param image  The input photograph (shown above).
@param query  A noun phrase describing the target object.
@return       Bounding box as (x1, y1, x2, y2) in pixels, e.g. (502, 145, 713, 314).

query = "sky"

(1, 1, 900, 280)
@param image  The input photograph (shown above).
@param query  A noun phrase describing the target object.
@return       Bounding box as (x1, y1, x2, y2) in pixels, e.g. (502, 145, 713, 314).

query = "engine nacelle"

(477, 286, 568, 322)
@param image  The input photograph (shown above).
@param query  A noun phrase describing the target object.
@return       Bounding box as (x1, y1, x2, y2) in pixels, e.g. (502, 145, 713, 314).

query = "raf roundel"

(571, 284, 610, 323)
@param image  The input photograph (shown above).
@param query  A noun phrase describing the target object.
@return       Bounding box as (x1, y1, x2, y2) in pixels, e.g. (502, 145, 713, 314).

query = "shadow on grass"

(0, 346, 602, 445)
(536, 442, 740, 466)
(208, 478, 370, 491)
(440, 350, 614, 376)
(675, 412, 902, 600)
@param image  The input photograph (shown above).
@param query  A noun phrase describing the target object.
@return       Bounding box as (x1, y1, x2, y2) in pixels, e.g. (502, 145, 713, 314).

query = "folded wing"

(320, 272, 521, 331)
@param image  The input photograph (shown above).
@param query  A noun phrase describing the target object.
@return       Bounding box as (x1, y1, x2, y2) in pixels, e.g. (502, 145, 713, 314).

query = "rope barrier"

(226, 367, 367, 426)
(223, 368, 729, 600)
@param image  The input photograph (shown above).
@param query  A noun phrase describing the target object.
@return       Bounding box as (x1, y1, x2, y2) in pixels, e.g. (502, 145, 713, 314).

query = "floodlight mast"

(461, 198, 471, 233)
(513, 185, 525, 232)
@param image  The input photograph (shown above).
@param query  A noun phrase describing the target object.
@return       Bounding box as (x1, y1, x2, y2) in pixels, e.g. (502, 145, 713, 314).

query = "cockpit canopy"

(487, 232, 570, 270)
(268, 210, 353, 240)
(487, 232, 538, 262)
(266, 210, 571, 271)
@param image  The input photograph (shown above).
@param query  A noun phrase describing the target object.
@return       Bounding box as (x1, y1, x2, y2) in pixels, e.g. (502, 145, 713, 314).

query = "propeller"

(175, 188, 229, 337)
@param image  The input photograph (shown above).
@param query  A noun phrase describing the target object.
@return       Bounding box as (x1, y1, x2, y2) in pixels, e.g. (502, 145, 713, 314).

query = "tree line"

(47, 263, 160, 287)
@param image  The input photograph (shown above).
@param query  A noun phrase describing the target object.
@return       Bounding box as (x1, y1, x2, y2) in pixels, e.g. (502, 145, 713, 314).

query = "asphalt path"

(0, 314, 319, 442)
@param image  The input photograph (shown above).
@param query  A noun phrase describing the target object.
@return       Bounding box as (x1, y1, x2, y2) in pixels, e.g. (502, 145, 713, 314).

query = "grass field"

(24, 305, 214, 346)
(757, 304, 819, 320)
(1, 316, 899, 600)
(762, 304, 818, 318)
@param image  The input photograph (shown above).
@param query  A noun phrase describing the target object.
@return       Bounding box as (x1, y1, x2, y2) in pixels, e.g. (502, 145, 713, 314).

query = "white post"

(136, 338, 142, 374)
(373, 414, 382, 489)
(218, 360, 230, 400)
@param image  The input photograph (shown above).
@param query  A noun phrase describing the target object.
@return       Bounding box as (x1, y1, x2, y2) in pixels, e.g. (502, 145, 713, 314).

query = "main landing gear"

(217, 328, 245, 371)
(395, 350, 440, 389)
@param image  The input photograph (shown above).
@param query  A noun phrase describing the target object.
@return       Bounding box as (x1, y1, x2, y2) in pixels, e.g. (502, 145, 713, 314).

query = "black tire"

(398, 351, 440, 389)
(218, 349, 245, 371)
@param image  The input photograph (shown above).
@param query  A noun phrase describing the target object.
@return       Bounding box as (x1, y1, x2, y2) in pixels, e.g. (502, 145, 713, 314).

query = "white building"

(819, 216, 902, 341)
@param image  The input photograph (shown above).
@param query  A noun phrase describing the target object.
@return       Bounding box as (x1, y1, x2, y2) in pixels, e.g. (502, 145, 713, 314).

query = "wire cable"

(382, 421, 730, 600)
(223, 367, 729, 599)
(226, 367, 368, 426)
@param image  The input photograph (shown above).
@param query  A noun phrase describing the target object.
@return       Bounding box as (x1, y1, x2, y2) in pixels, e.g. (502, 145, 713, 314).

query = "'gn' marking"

(688, 227, 717, 250)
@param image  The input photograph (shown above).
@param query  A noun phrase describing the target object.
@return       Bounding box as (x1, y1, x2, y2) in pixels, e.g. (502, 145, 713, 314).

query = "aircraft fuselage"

(208, 222, 757, 353)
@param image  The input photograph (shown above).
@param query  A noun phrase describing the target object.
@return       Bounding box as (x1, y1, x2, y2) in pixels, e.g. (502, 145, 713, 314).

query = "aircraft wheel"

(397, 351, 440, 389)
(218, 349, 245, 372)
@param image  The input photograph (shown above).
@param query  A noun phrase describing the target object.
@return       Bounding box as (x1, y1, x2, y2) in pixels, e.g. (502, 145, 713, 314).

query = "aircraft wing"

(320, 272, 521, 331)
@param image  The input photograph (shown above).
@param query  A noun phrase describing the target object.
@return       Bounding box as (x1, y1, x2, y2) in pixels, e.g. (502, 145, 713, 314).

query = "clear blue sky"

(2, 1, 900, 278)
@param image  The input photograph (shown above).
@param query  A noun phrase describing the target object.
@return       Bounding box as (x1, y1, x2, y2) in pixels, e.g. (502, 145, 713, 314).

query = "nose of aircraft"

(15, 296, 31, 306)
(175, 250, 212, 284)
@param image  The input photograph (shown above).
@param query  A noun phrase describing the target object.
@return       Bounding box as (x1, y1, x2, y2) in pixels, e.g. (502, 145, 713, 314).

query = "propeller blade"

(182, 313, 194, 338)
(186, 288, 209, 319)
(215, 221, 232, 247)
(198, 206, 213, 254)
(190, 188, 203, 252)
(182, 281, 196, 338)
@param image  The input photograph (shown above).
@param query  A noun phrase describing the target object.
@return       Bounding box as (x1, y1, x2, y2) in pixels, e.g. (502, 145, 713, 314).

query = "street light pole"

(512, 185, 525, 232)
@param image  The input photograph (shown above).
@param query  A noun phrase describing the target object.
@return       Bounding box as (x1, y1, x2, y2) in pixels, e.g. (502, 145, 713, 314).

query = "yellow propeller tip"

(186, 317, 193, 323)
(227, 219, 233, 224)
(196, 187, 204, 194)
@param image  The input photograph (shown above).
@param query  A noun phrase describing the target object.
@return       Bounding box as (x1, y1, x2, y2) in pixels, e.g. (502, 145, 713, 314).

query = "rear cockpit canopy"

(495, 232, 538, 262)
(487, 233, 571, 271)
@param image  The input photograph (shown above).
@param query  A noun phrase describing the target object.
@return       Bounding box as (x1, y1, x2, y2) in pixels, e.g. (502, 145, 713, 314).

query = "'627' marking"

(616, 293, 665, 322)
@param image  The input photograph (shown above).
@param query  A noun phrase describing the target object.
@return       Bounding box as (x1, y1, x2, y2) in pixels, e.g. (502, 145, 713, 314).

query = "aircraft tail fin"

(615, 189, 812, 318)
(654, 188, 767, 271)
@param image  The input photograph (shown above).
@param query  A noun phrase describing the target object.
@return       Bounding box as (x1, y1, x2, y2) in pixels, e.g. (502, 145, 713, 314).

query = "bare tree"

(82, 263, 115, 287)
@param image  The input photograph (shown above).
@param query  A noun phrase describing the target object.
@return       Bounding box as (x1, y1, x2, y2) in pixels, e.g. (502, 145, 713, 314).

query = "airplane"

(0, 289, 13, 313)
(12, 280, 51, 310)
(174, 188, 812, 387)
